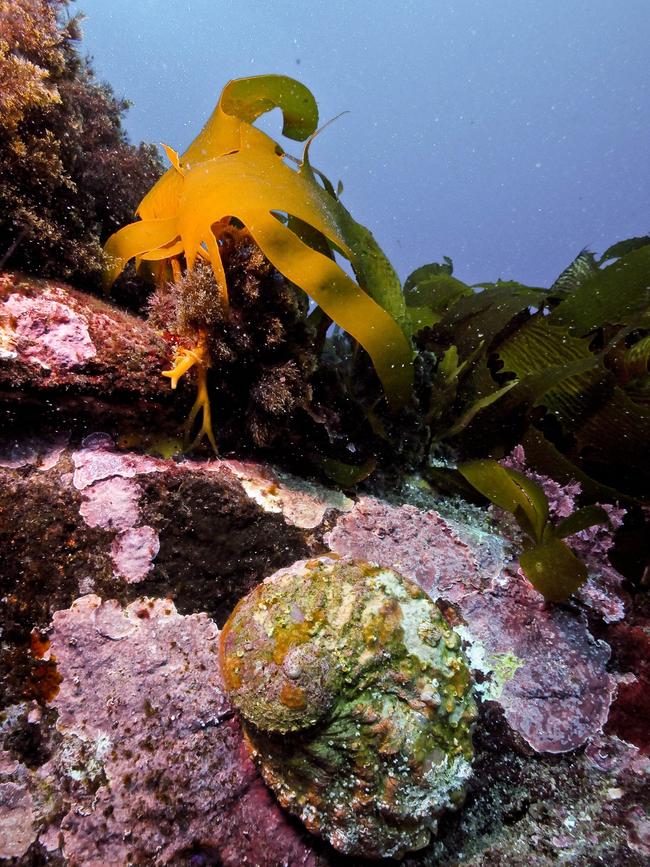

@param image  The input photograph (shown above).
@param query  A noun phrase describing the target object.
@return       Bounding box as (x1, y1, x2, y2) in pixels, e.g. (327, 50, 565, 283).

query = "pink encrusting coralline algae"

(325, 496, 617, 754)
(46, 595, 319, 867)
(72, 435, 163, 583)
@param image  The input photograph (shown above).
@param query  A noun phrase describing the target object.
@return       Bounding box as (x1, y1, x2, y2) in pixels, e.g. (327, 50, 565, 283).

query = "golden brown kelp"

(104, 75, 414, 450)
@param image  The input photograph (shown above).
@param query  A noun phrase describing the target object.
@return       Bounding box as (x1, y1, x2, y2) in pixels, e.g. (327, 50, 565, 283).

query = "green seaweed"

(458, 459, 609, 601)
(411, 237, 650, 503)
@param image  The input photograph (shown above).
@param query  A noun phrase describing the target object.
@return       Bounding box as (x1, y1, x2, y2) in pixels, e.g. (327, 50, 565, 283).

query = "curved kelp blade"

(244, 209, 413, 407)
(440, 380, 519, 440)
(495, 313, 650, 498)
(176, 146, 353, 270)
(334, 204, 411, 336)
(317, 455, 377, 488)
(437, 281, 547, 359)
(299, 136, 410, 337)
(519, 538, 588, 602)
(403, 260, 473, 333)
(618, 334, 650, 385)
(495, 316, 605, 430)
(458, 459, 549, 543)
(550, 249, 599, 294)
(103, 217, 179, 287)
(220, 75, 318, 141)
(134, 76, 318, 231)
(550, 242, 650, 334)
(554, 505, 609, 540)
(599, 234, 650, 264)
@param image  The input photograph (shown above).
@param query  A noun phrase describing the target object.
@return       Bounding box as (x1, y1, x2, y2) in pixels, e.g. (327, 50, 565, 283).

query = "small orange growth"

(220, 648, 242, 690)
(30, 631, 50, 659)
(26, 661, 61, 703)
(279, 682, 306, 710)
(272, 622, 313, 665)
(163, 329, 217, 453)
(272, 613, 323, 665)
(28, 633, 61, 702)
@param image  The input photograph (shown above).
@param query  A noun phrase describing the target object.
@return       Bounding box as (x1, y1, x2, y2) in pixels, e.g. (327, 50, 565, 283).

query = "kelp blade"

(245, 209, 413, 407)
(103, 217, 179, 287)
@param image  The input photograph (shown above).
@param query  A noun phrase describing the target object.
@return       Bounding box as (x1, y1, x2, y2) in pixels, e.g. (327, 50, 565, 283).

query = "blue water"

(77, 0, 650, 287)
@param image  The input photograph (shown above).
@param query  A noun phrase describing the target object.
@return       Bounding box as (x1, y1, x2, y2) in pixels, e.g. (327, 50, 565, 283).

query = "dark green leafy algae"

(220, 556, 477, 859)
(411, 238, 650, 504)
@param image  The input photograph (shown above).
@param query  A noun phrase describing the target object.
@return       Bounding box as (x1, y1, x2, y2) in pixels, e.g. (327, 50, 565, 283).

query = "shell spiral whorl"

(220, 556, 477, 859)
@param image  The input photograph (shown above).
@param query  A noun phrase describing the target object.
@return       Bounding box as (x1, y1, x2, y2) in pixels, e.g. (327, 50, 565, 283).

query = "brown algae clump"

(220, 556, 477, 859)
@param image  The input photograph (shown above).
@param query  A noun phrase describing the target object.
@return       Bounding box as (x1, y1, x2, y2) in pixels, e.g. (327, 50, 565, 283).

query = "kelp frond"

(459, 459, 608, 601)
(104, 74, 413, 410)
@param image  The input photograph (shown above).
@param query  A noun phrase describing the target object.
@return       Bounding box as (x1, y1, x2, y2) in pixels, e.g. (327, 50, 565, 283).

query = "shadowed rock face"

(221, 556, 477, 859)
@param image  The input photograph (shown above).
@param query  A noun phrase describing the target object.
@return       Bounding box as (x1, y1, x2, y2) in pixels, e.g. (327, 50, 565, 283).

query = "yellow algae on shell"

(220, 556, 477, 859)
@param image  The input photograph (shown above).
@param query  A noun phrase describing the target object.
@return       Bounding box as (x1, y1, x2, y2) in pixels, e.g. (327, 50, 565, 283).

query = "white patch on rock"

(222, 459, 353, 528)
(3, 290, 97, 371)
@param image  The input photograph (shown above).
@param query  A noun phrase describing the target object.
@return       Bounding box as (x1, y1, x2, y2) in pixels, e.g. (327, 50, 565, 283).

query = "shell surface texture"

(220, 556, 477, 859)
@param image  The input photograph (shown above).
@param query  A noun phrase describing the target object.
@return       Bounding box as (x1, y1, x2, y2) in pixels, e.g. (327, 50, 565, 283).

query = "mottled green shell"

(220, 556, 476, 859)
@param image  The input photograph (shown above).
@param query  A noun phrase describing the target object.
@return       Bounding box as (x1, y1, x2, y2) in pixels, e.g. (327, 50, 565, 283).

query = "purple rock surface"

(325, 496, 616, 753)
(0, 779, 36, 859)
(71, 437, 163, 491)
(48, 595, 319, 866)
(0, 424, 644, 863)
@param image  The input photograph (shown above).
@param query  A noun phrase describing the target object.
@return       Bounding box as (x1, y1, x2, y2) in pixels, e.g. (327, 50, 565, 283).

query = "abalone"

(220, 556, 476, 859)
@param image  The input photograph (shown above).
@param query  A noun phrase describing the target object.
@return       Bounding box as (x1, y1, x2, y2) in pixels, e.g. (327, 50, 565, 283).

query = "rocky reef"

(0, 404, 647, 863)
(0, 25, 648, 863)
(0, 267, 647, 860)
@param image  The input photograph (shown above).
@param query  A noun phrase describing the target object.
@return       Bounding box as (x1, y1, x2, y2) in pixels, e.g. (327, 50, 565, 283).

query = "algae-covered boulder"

(220, 555, 477, 859)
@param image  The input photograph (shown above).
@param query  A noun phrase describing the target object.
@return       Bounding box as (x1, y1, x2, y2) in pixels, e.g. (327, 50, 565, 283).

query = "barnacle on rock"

(220, 556, 477, 859)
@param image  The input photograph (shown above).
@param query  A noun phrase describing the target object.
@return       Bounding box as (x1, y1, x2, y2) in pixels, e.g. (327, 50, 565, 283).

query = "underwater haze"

(76, 0, 650, 287)
(2, 0, 650, 861)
